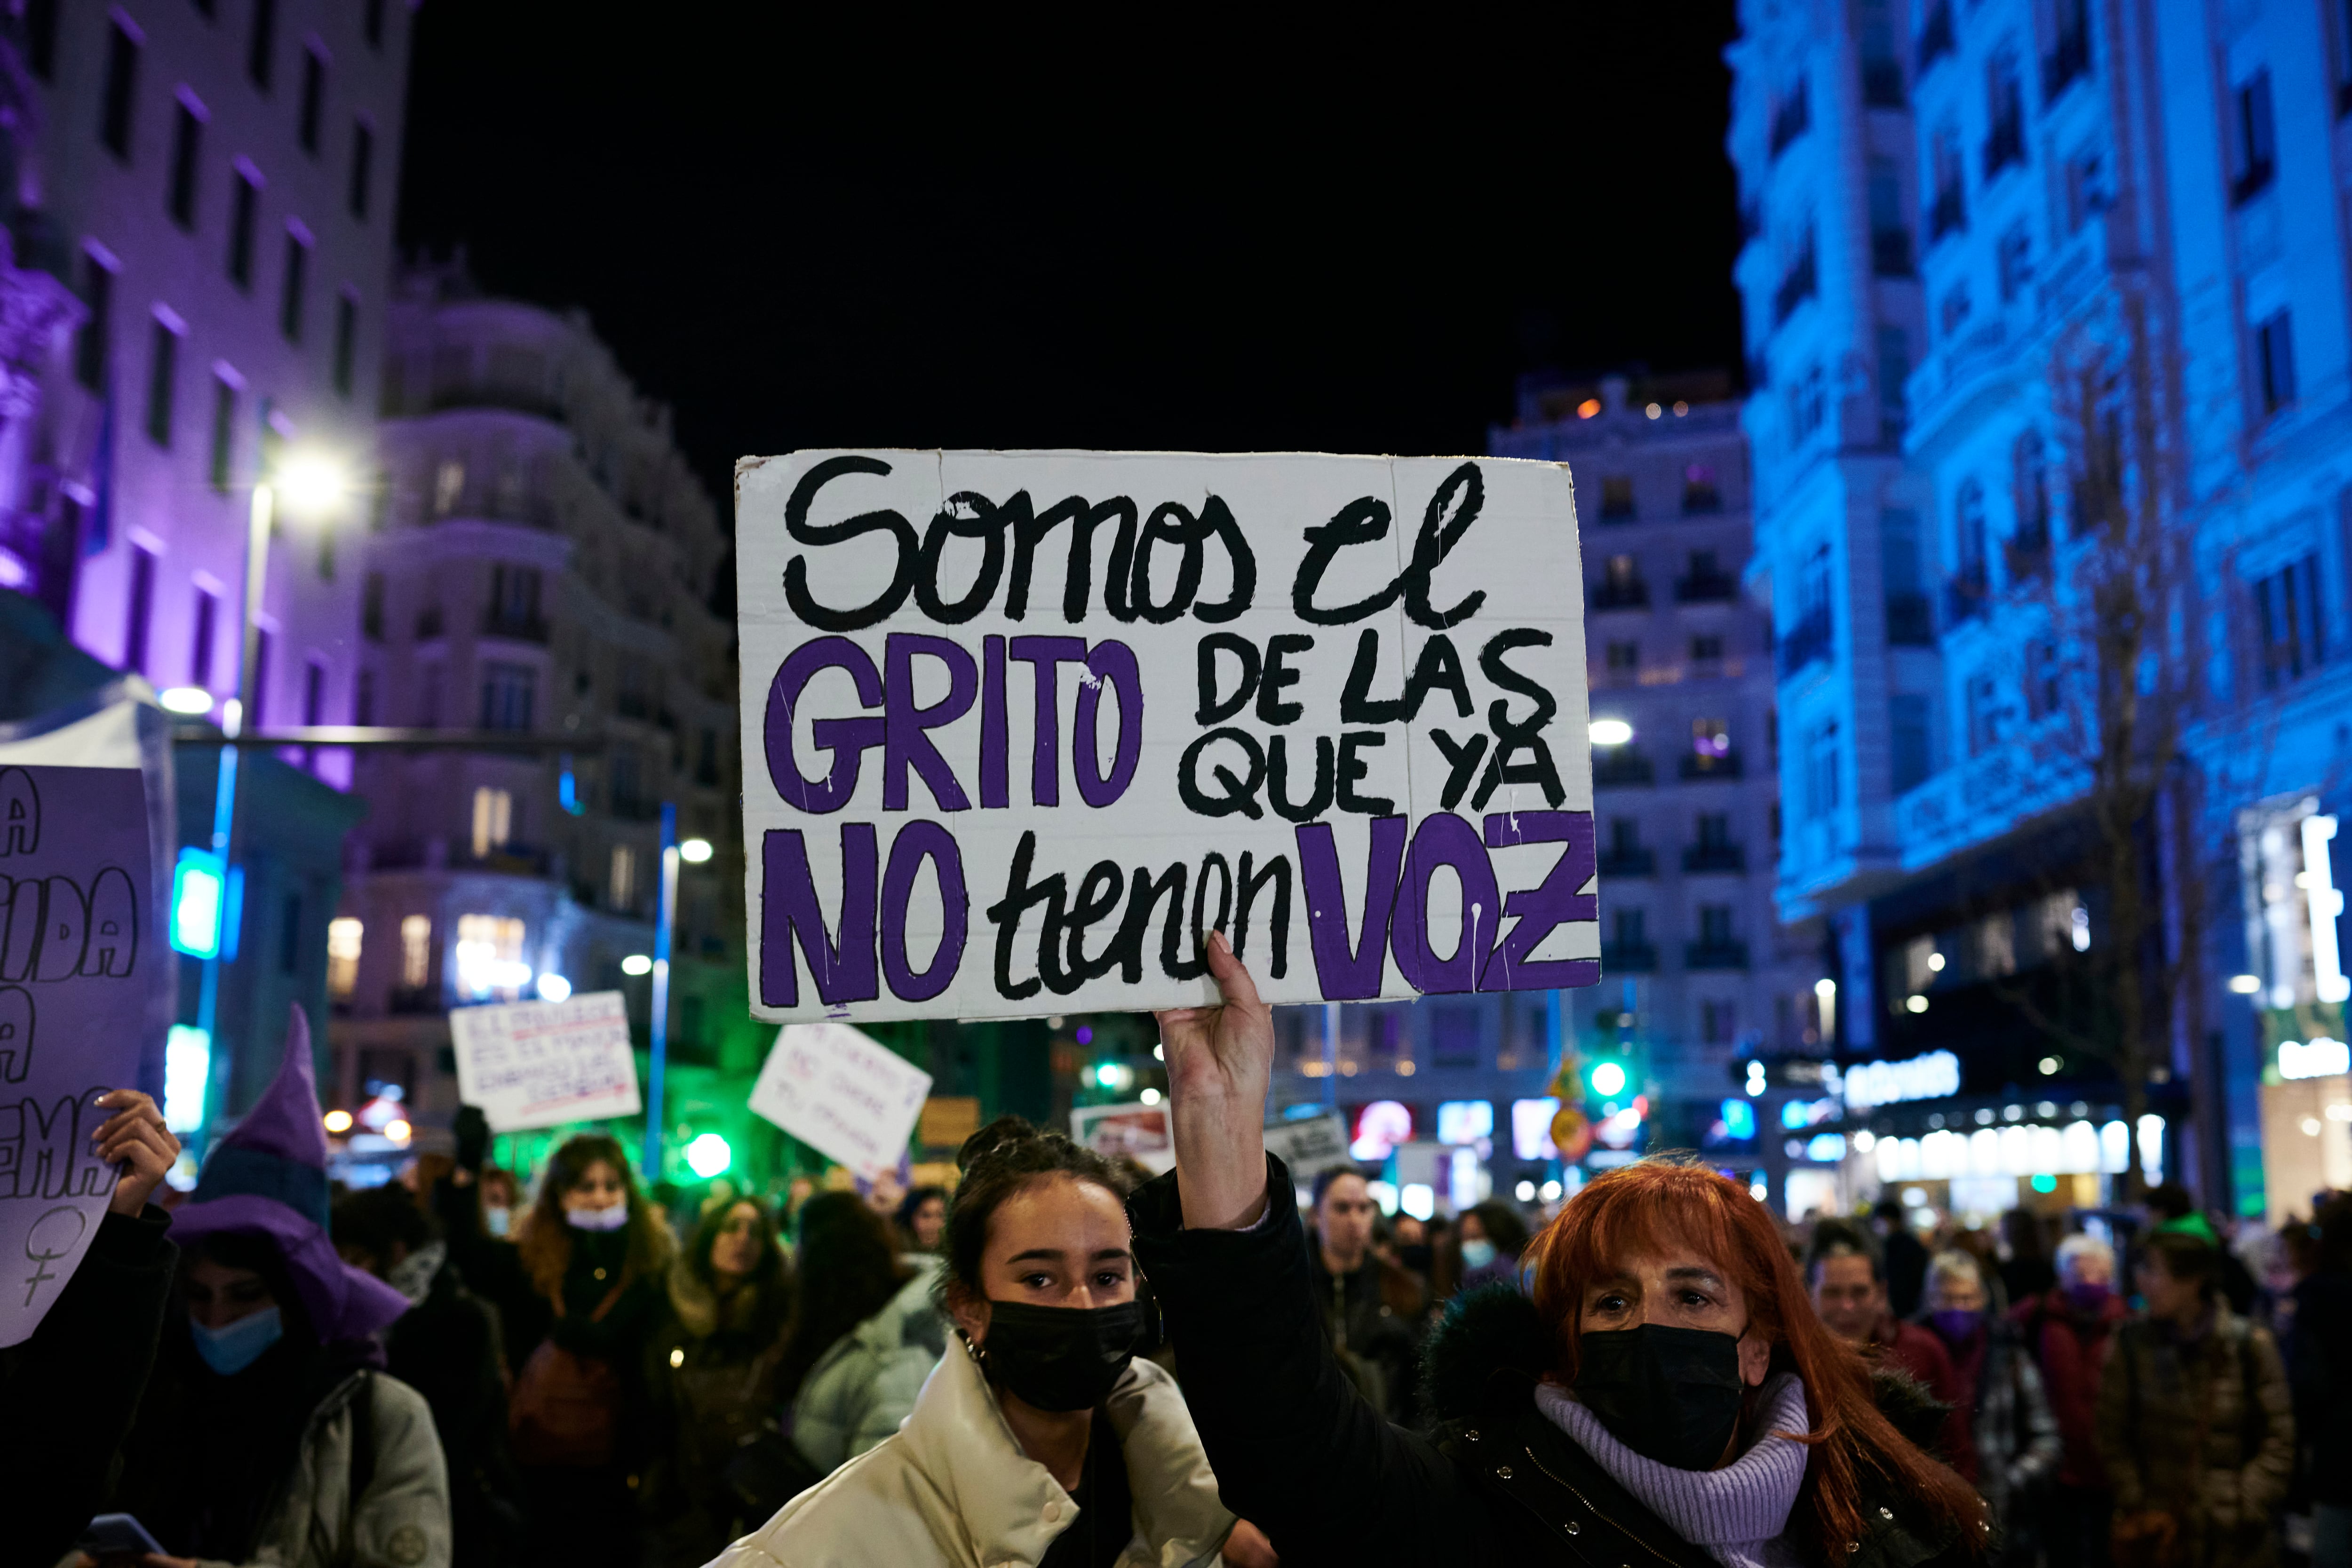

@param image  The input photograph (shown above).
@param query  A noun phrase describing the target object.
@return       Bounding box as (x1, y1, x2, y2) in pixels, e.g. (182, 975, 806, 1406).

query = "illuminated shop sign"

(2279, 1036, 2352, 1080)
(1842, 1049, 1962, 1110)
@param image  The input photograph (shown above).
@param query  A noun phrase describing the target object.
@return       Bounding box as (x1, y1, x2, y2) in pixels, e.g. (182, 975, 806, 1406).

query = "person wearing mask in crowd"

(2098, 1231, 2293, 1568)
(333, 1184, 526, 1568)
(774, 1191, 945, 1479)
(431, 1108, 542, 1385)
(109, 1010, 451, 1568)
(896, 1184, 949, 1255)
(1131, 933, 1986, 1567)
(3, 1088, 181, 1567)
(2012, 1234, 2129, 1568)
(1306, 1165, 1426, 1422)
(2000, 1210, 2058, 1309)
(478, 1168, 521, 1238)
(640, 1197, 795, 1567)
(2285, 1194, 2351, 1568)
(717, 1116, 1270, 1568)
(508, 1131, 675, 1568)
(1874, 1197, 1932, 1319)
(1390, 1211, 1434, 1285)
(1456, 1199, 1533, 1294)
(2144, 1183, 2259, 1316)
(1923, 1250, 2060, 1562)
(1810, 1218, 1969, 1463)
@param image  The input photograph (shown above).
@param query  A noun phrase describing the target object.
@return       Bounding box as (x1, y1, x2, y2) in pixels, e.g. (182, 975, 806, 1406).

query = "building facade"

(327, 262, 753, 1182)
(1731, 0, 2352, 1222)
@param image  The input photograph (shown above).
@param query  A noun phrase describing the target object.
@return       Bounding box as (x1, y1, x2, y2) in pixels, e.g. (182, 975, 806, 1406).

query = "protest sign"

(450, 991, 642, 1133)
(0, 694, 170, 1347)
(736, 451, 1600, 1021)
(1262, 1111, 1352, 1178)
(749, 1021, 932, 1176)
(1069, 1100, 1175, 1174)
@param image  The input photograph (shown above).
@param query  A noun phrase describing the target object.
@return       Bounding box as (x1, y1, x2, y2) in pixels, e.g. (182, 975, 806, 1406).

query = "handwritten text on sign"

(449, 992, 642, 1134)
(749, 1021, 931, 1177)
(736, 451, 1602, 1020)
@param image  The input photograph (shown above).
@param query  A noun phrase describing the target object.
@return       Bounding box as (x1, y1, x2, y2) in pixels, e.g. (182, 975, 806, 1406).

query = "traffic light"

(1587, 1058, 1628, 1099)
(684, 1132, 732, 1179)
(170, 848, 225, 958)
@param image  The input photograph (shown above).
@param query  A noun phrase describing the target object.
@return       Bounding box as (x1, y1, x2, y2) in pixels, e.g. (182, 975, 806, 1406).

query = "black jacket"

(0, 1205, 176, 1568)
(2287, 1268, 2352, 1508)
(385, 1251, 526, 1567)
(1130, 1156, 1976, 1568)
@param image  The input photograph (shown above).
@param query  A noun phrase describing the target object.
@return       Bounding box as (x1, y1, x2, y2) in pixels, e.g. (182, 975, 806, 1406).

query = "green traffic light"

(684, 1131, 731, 1178)
(1589, 1060, 1628, 1098)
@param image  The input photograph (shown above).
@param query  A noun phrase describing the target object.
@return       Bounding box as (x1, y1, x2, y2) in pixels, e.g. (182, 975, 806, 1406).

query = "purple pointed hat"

(172, 1005, 409, 1342)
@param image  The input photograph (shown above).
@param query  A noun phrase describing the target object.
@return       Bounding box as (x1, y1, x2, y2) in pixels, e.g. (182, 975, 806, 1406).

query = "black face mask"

(980, 1300, 1144, 1412)
(1573, 1323, 1748, 1471)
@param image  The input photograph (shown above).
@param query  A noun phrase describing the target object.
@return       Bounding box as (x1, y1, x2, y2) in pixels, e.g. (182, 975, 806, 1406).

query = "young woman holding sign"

(715, 1117, 1272, 1568)
(1136, 931, 1988, 1568)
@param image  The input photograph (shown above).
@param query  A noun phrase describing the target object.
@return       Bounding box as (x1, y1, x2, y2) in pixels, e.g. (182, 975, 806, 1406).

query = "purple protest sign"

(0, 697, 167, 1348)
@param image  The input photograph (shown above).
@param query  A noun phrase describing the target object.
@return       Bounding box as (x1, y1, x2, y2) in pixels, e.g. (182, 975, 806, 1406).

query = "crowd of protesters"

(7, 967, 2347, 1568)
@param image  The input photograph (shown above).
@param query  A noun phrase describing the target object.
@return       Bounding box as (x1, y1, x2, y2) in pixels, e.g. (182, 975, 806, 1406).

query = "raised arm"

(1155, 930, 1273, 1232)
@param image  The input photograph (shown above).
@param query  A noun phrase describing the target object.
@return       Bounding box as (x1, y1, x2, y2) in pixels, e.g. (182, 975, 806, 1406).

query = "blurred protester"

(1875, 1197, 1931, 1318)
(640, 1197, 795, 1568)
(1810, 1217, 1969, 1463)
(1949, 1227, 2010, 1314)
(2286, 1194, 2352, 1568)
(2098, 1231, 2292, 1568)
(1999, 1210, 2058, 1309)
(1131, 934, 1986, 1566)
(1305, 1165, 1425, 1422)
(509, 1132, 675, 1568)
(1455, 1199, 1531, 1294)
(110, 1011, 451, 1567)
(717, 1117, 1256, 1568)
(1923, 1250, 2060, 1561)
(2, 1089, 179, 1568)
(2145, 1183, 2258, 1315)
(479, 1168, 521, 1238)
(1390, 1211, 1433, 1281)
(862, 1167, 906, 1223)
(2013, 1234, 2128, 1568)
(432, 1107, 541, 1384)
(774, 1192, 945, 1478)
(896, 1184, 949, 1254)
(334, 1183, 525, 1568)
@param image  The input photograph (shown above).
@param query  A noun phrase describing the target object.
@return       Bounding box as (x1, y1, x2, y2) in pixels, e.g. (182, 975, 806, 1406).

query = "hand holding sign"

(1155, 931, 1276, 1233)
(89, 1089, 177, 1216)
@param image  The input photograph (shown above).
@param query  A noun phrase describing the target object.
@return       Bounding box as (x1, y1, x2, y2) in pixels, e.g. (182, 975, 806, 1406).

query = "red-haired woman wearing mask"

(1138, 934, 1988, 1567)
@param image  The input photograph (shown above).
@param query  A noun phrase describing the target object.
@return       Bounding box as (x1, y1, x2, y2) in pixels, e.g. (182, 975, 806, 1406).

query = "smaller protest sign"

(751, 1022, 931, 1177)
(450, 992, 641, 1133)
(1070, 1101, 1174, 1174)
(1263, 1113, 1352, 1178)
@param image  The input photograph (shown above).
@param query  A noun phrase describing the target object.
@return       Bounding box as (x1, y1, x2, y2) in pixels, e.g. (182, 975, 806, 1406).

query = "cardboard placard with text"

(750, 1021, 932, 1177)
(450, 992, 643, 1133)
(736, 451, 1601, 1021)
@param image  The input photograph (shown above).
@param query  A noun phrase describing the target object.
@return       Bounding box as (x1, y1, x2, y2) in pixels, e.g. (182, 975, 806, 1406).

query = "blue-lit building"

(1730, 0, 2352, 1222)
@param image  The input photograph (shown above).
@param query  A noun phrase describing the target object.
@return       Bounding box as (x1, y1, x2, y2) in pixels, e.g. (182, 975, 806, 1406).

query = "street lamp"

(642, 805, 719, 1180)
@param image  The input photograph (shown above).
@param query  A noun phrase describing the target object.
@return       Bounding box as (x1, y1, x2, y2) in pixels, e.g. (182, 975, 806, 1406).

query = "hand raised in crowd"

(1153, 929, 1276, 1232)
(90, 1089, 181, 1217)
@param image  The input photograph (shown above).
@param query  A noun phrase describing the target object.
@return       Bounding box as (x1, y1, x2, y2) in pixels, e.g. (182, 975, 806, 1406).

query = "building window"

(2026, 639, 2062, 719)
(1997, 223, 2033, 303)
(1927, 126, 1966, 243)
(326, 917, 362, 998)
(417, 662, 441, 728)
(453, 913, 526, 999)
(1600, 475, 1635, 520)
(1605, 640, 1639, 674)
(610, 844, 637, 911)
(247, 0, 277, 89)
(2064, 146, 2107, 233)
(191, 587, 217, 687)
(251, 628, 271, 726)
(1690, 717, 1732, 769)
(1867, 159, 1912, 275)
(2045, 0, 2092, 101)
(333, 289, 359, 397)
(2256, 311, 2296, 416)
(1682, 463, 1722, 514)
(1949, 478, 1988, 623)
(611, 746, 644, 813)
(2227, 70, 2276, 206)
(1790, 364, 1825, 442)
(433, 460, 465, 517)
(1890, 692, 1932, 792)
(1769, 76, 1811, 159)
(472, 787, 514, 857)
(348, 119, 374, 219)
(168, 99, 203, 229)
(1875, 325, 1909, 441)
(144, 318, 179, 448)
(361, 571, 385, 641)
(209, 375, 238, 492)
(1691, 633, 1724, 664)
(278, 228, 310, 341)
(75, 252, 114, 391)
(1804, 721, 1840, 819)
(302, 655, 325, 727)
(100, 21, 139, 159)
(488, 564, 543, 638)
(399, 914, 432, 989)
(227, 168, 259, 287)
(298, 47, 325, 153)
(2252, 554, 2325, 689)
(125, 545, 156, 675)
(1965, 668, 2006, 756)
(1983, 48, 2026, 177)
(25, 0, 57, 80)
(1860, 0, 1904, 107)
(480, 662, 536, 732)
(1772, 229, 1817, 326)
(1916, 0, 1955, 74)
(1701, 998, 1738, 1045)
(354, 668, 375, 725)
(1698, 906, 1735, 947)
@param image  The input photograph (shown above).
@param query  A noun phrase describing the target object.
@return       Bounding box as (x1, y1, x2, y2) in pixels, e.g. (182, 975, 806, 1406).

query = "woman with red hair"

(1133, 934, 1987, 1566)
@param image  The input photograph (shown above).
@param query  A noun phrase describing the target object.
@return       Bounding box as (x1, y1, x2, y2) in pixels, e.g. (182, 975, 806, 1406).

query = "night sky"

(397, 7, 1744, 506)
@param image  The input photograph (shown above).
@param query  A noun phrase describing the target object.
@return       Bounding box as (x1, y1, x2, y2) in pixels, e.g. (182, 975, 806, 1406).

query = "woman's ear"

(1737, 1329, 1772, 1388)
(946, 1282, 991, 1347)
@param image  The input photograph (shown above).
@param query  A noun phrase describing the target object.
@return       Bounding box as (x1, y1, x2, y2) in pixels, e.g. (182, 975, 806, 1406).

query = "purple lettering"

(1391, 813, 1499, 995)
(1480, 810, 1601, 991)
(883, 632, 977, 812)
(764, 636, 883, 814)
(980, 634, 1008, 809)
(1009, 635, 1085, 806)
(881, 821, 968, 1003)
(760, 825, 879, 1008)
(1295, 817, 1406, 1000)
(1074, 640, 1143, 807)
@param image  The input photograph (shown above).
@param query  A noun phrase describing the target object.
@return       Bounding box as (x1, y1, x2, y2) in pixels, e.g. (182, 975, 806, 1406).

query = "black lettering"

(1473, 732, 1566, 810)
(783, 455, 918, 631)
(914, 491, 1009, 623)
(1131, 503, 1207, 624)
(1005, 495, 1081, 620)
(1234, 852, 1291, 978)
(1339, 629, 1404, 724)
(1180, 853, 1235, 980)
(1292, 497, 1403, 625)
(1054, 861, 1126, 990)
(1402, 462, 1490, 629)
(1401, 635, 1474, 720)
(1065, 499, 1139, 622)
(1256, 634, 1313, 725)
(1113, 861, 1189, 983)
(1479, 627, 1558, 738)
(1192, 497, 1256, 623)
(1177, 728, 1265, 819)
(1429, 728, 1490, 811)
(1195, 633, 1260, 725)
(1267, 734, 1334, 823)
(984, 831, 1063, 1001)
(1336, 730, 1396, 815)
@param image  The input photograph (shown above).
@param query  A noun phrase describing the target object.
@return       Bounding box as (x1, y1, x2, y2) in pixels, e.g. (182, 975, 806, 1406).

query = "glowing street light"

(323, 1109, 354, 1134)
(684, 1132, 732, 1179)
(621, 954, 653, 977)
(159, 686, 215, 715)
(1589, 718, 1633, 747)
(678, 837, 714, 864)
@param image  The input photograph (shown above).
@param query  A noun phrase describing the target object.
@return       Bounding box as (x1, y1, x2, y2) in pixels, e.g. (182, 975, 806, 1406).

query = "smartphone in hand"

(76, 1513, 165, 1563)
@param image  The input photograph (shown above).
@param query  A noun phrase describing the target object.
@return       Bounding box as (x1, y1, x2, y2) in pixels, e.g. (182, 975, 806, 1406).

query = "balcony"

(1944, 568, 1989, 627)
(1928, 186, 1966, 244)
(1983, 115, 2026, 180)
(1675, 570, 1739, 604)
(1592, 579, 1652, 613)
(455, 843, 552, 877)
(2042, 25, 2090, 103)
(1597, 846, 1657, 878)
(1686, 941, 1752, 971)
(1777, 608, 1834, 679)
(2004, 525, 2052, 586)
(1871, 228, 1914, 278)
(429, 384, 565, 423)
(1772, 248, 1817, 326)
(482, 609, 551, 644)
(1601, 941, 1660, 973)
(415, 605, 445, 641)
(1684, 843, 1748, 874)
(1679, 751, 1745, 782)
(1768, 86, 1811, 160)
(1593, 749, 1656, 788)
(1885, 591, 1936, 646)
(1915, 1, 1954, 73)
(1681, 482, 1723, 516)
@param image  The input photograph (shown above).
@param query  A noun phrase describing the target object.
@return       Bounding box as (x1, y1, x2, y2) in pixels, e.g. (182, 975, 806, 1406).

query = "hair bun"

(956, 1114, 1043, 1175)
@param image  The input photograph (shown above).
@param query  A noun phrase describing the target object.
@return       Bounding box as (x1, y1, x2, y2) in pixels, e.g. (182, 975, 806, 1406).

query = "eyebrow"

(1005, 1247, 1135, 1265)
(1665, 1266, 1726, 1289)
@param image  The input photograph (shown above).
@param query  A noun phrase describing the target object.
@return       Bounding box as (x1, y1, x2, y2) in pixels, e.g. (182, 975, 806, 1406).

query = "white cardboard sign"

(1069, 1100, 1176, 1175)
(749, 1021, 932, 1177)
(450, 991, 642, 1133)
(1262, 1112, 1354, 1178)
(736, 450, 1600, 1021)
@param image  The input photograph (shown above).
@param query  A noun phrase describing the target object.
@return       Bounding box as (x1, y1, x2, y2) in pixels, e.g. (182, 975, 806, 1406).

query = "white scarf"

(1534, 1371, 1811, 1568)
